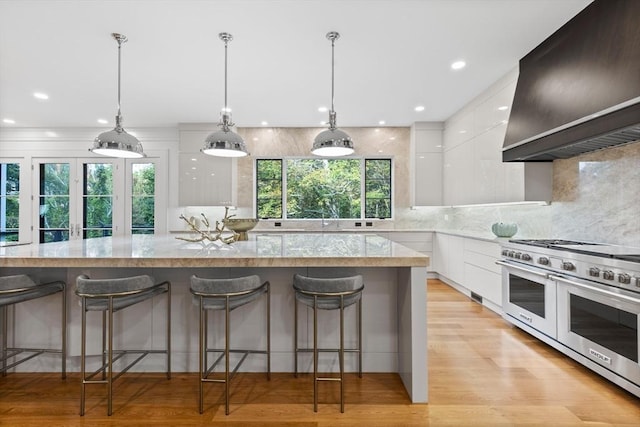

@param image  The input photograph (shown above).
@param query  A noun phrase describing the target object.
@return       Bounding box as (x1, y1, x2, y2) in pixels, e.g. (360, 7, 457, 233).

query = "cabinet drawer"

(464, 250, 501, 274)
(465, 238, 500, 257)
(464, 263, 501, 306)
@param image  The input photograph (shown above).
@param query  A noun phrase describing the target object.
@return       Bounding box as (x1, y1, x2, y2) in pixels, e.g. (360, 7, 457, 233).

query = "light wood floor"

(1, 279, 639, 426)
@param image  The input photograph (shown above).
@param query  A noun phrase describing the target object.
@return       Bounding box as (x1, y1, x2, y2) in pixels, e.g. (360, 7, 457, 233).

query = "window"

(256, 158, 392, 219)
(0, 163, 19, 242)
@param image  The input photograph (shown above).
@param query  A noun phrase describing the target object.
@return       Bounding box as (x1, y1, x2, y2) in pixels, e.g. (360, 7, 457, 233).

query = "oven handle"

(495, 260, 549, 278)
(549, 274, 640, 304)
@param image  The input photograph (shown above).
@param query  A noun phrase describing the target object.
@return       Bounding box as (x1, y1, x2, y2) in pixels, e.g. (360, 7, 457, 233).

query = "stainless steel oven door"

(552, 274, 640, 386)
(498, 260, 557, 338)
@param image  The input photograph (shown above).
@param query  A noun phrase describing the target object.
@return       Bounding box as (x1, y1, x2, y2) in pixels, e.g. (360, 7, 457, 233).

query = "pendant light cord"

(112, 33, 127, 129)
(224, 37, 228, 112)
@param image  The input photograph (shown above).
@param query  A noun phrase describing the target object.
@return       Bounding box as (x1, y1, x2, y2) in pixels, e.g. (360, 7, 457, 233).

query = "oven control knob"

(561, 261, 575, 271)
(588, 267, 600, 277)
(635, 277, 640, 288)
(521, 254, 532, 261)
(618, 273, 631, 284)
(514, 252, 522, 259)
(538, 257, 549, 265)
(501, 249, 509, 256)
(508, 251, 516, 258)
(602, 270, 615, 280)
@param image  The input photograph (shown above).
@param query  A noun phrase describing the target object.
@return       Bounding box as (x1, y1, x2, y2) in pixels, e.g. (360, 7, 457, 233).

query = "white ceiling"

(0, 0, 592, 130)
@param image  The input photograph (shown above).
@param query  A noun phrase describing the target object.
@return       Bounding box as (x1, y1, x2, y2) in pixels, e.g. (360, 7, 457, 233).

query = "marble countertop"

(0, 233, 429, 268)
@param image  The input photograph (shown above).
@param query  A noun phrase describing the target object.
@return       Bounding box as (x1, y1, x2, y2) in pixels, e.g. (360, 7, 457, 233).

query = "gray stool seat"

(75, 274, 171, 416)
(0, 274, 67, 377)
(190, 274, 270, 415)
(293, 274, 364, 413)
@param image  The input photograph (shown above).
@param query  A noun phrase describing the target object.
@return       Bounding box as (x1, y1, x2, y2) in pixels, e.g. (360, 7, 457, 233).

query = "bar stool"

(293, 274, 364, 413)
(0, 274, 66, 377)
(190, 274, 270, 415)
(75, 274, 171, 416)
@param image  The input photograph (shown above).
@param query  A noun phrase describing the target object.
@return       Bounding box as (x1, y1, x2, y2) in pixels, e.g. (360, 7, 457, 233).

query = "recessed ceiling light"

(414, 105, 425, 112)
(97, 118, 108, 124)
(191, 158, 197, 161)
(451, 60, 466, 70)
(318, 106, 328, 113)
(2, 118, 15, 124)
(379, 120, 386, 125)
(260, 121, 268, 126)
(459, 130, 467, 134)
(33, 92, 49, 100)
(498, 106, 509, 111)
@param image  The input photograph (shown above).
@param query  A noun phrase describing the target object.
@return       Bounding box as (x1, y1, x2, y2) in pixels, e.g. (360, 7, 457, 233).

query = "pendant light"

(201, 33, 248, 158)
(312, 31, 354, 157)
(90, 33, 145, 159)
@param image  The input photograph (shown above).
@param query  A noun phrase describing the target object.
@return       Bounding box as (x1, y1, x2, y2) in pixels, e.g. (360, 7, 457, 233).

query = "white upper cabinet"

(178, 124, 236, 206)
(410, 122, 443, 206)
(442, 68, 551, 206)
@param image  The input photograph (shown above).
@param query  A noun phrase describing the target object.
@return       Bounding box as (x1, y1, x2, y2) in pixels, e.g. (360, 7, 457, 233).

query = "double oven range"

(497, 239, 640, 397)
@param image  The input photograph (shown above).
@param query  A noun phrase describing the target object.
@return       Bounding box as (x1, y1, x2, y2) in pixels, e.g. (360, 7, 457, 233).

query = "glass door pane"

(0, 162, 20, 243)
(83, 163, 113, 238)
(131, 163, 155, 234)
(39, 163, 70, 243)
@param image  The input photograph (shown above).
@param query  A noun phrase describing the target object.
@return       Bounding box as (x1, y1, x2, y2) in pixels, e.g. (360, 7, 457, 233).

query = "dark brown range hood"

(503, 0, 640, 162)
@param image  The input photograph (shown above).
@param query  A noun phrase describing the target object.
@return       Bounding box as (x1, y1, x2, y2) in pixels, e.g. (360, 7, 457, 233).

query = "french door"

(32, 157, 163, 243)
(32, 158, 122, 243)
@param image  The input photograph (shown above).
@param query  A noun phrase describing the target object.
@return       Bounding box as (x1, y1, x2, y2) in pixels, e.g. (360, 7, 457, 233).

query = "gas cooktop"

(509, 239, 640, 262)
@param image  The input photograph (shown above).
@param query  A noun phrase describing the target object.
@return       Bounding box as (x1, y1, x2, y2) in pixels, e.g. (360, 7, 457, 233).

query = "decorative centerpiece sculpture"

(176, 207, 259, 244)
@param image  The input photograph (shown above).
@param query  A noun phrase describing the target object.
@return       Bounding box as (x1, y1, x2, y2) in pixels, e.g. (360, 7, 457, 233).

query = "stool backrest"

(292, 274, 363, 294)
(76, 274, 155, 296)
(190, 275, 261, 295)
(0, 274, 36, 292)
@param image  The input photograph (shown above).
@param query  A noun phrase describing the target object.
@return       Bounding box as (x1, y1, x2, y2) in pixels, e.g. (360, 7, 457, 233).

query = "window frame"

(255, 156, 393, 220)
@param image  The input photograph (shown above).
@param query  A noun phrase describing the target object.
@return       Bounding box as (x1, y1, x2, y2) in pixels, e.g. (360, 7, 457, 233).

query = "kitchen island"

(0, 233, 429, 402)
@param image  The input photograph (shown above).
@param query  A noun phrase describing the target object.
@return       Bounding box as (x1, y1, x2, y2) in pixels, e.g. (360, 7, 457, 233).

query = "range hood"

(503, 0, 640, 162)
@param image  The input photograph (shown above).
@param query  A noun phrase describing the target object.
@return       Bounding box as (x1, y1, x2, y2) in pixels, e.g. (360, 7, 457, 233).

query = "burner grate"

(508, 239, 594, 248)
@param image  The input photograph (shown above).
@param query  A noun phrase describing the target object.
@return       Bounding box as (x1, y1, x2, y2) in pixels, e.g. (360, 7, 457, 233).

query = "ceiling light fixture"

(312, 31, 354, 157)
(33, 92, 49, 100)
(201, 33, 248, 158)
(3, 118, 15, 124)
(90, 33, 145, 158)
(415, 105, 425, 112)
(451, 60, 466, 70)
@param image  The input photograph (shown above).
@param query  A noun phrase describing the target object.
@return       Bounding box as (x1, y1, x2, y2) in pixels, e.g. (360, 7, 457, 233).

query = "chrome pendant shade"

(91, 33, 145, 159)
(201, 33, 248, 158)
(312, 31, 354, 157)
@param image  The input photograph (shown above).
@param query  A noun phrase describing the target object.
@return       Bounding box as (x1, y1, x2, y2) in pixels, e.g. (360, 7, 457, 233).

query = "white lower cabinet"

(434, 233, 502, 310)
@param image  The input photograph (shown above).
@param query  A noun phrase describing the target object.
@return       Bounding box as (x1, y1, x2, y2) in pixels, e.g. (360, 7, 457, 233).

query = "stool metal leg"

(294, 295, 298, 378)
(101, 310, 107, 381)
(358, 298, 362, 378)
(80, 298, 87, 416)
(62, 285, 67, 379)
(107, 297, 114, 416)
(313, 296, 318, 413)
(267, 284, 271, 380)
(166, 284, 171, 379)
(225, 297, 231, 415)
(339, 296, 345, 413)
(198, 296, 204, 414)
(1, 305, 6, 377)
